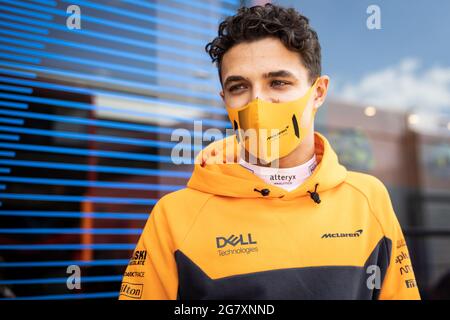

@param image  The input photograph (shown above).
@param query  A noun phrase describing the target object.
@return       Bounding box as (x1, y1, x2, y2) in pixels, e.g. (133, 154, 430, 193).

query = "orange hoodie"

(119, 132, 421, 300)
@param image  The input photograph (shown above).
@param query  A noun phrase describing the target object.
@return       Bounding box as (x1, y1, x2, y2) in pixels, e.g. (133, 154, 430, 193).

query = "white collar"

(239, 154, 317, 191)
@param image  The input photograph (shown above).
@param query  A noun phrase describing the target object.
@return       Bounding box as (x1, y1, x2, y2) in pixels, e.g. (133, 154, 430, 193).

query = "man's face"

(219, 37, 319, 111)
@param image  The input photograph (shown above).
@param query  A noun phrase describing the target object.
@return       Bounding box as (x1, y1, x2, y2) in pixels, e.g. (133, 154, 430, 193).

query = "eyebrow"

(223, 75, 247, 89)
(263, 70, 298, 80)
(223, 70, 298, 88)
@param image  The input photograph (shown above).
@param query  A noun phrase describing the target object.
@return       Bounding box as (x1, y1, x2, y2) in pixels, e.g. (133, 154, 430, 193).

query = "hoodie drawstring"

(307, 183, 321, 204)
(254, 188, 270, 196)
(253, 184, 321, 204)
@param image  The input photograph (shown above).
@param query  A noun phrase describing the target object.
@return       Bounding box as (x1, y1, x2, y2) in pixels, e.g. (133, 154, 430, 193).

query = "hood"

(187, 131, 347, 202)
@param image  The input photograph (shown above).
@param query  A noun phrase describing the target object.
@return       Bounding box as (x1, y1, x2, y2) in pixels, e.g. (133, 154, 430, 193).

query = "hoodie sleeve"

(118, 201, 178, 300)
(377, 184, 421, 300)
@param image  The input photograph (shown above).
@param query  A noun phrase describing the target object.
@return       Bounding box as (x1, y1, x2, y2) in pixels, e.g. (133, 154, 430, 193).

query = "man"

(119, 3, 420, 300)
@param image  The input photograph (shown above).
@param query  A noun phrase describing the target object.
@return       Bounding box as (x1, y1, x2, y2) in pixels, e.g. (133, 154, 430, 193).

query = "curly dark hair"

(205, 3, 321, 87)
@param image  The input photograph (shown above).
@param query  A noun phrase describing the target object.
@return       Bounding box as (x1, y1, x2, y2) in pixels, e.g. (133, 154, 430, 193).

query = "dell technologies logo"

(216, 233, 257, 248)
(216, 233, 258, 257)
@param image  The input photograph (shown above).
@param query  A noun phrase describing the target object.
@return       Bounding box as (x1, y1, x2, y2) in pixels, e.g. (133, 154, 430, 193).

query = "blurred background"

(0, 0, 449, 300)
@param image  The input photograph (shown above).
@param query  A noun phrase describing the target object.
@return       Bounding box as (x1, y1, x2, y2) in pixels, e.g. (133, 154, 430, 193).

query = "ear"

(314, 75, 330, 109)
(219, 90, 225, 101)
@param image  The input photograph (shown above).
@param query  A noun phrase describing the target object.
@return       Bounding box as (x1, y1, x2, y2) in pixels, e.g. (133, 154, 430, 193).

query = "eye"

(271, 80, 290, 88)
(228, 84, 247, 93)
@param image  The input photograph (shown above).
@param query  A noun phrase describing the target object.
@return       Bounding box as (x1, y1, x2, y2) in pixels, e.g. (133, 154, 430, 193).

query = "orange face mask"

(225, 78, 319, 163)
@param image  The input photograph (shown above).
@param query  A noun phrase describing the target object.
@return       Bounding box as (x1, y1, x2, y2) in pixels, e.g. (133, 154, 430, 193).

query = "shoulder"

(344, 171, 390, 203)
(343, 171, 397, 232)
(156, 187, 213, 213)
(148, 188, 214, 247)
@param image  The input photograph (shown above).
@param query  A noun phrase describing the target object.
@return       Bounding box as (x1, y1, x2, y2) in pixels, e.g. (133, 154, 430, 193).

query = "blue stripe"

(114, 0, 223, 25)
(0, 193, 158, 205)
(0, 210, 149, 220)
(0, 84, 32, 94)
(0, 259, 129, 267)
(0, 9, 208, 49)
(0, 159, 193, 178)
(0, 108, 225, 140)
(166, 0, 235, 16)
(0, 35, 44, 49)
(0, 68, 36, 78)
(0, 141, 185, 164)
(0, 275, 122, 285)
(0, 117, 24, 125)
(222, 0, 239, 5)
(0, 43, 214, 86)
(0, 3, 209, 61)
(0, 108, 181, 136)
(0, 150, 15, 157)
(0, 133, 20, 141)
(0, 19, 48, 34)
(0, 228, 142, 234)
(0, 176, 184, 191)
(0, 3, 53, 20)
(12, 0, 218, 37)
(0, 244, 135, 251)
(0, 292, 119, 300)
(78, 11, 210, 47)
(0, 100, 28, 109)
(28, 0, 57, 6)
(62, 0, 219, 33)
(0, 76, 227, 117)
(0, 51, 40, 64)
(0, 60, 220, 101)
(0, 24, 207, 72)
(0, 90, 229, 127)
(0, 168, 11, 173)
(0, 124, 200, 150)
